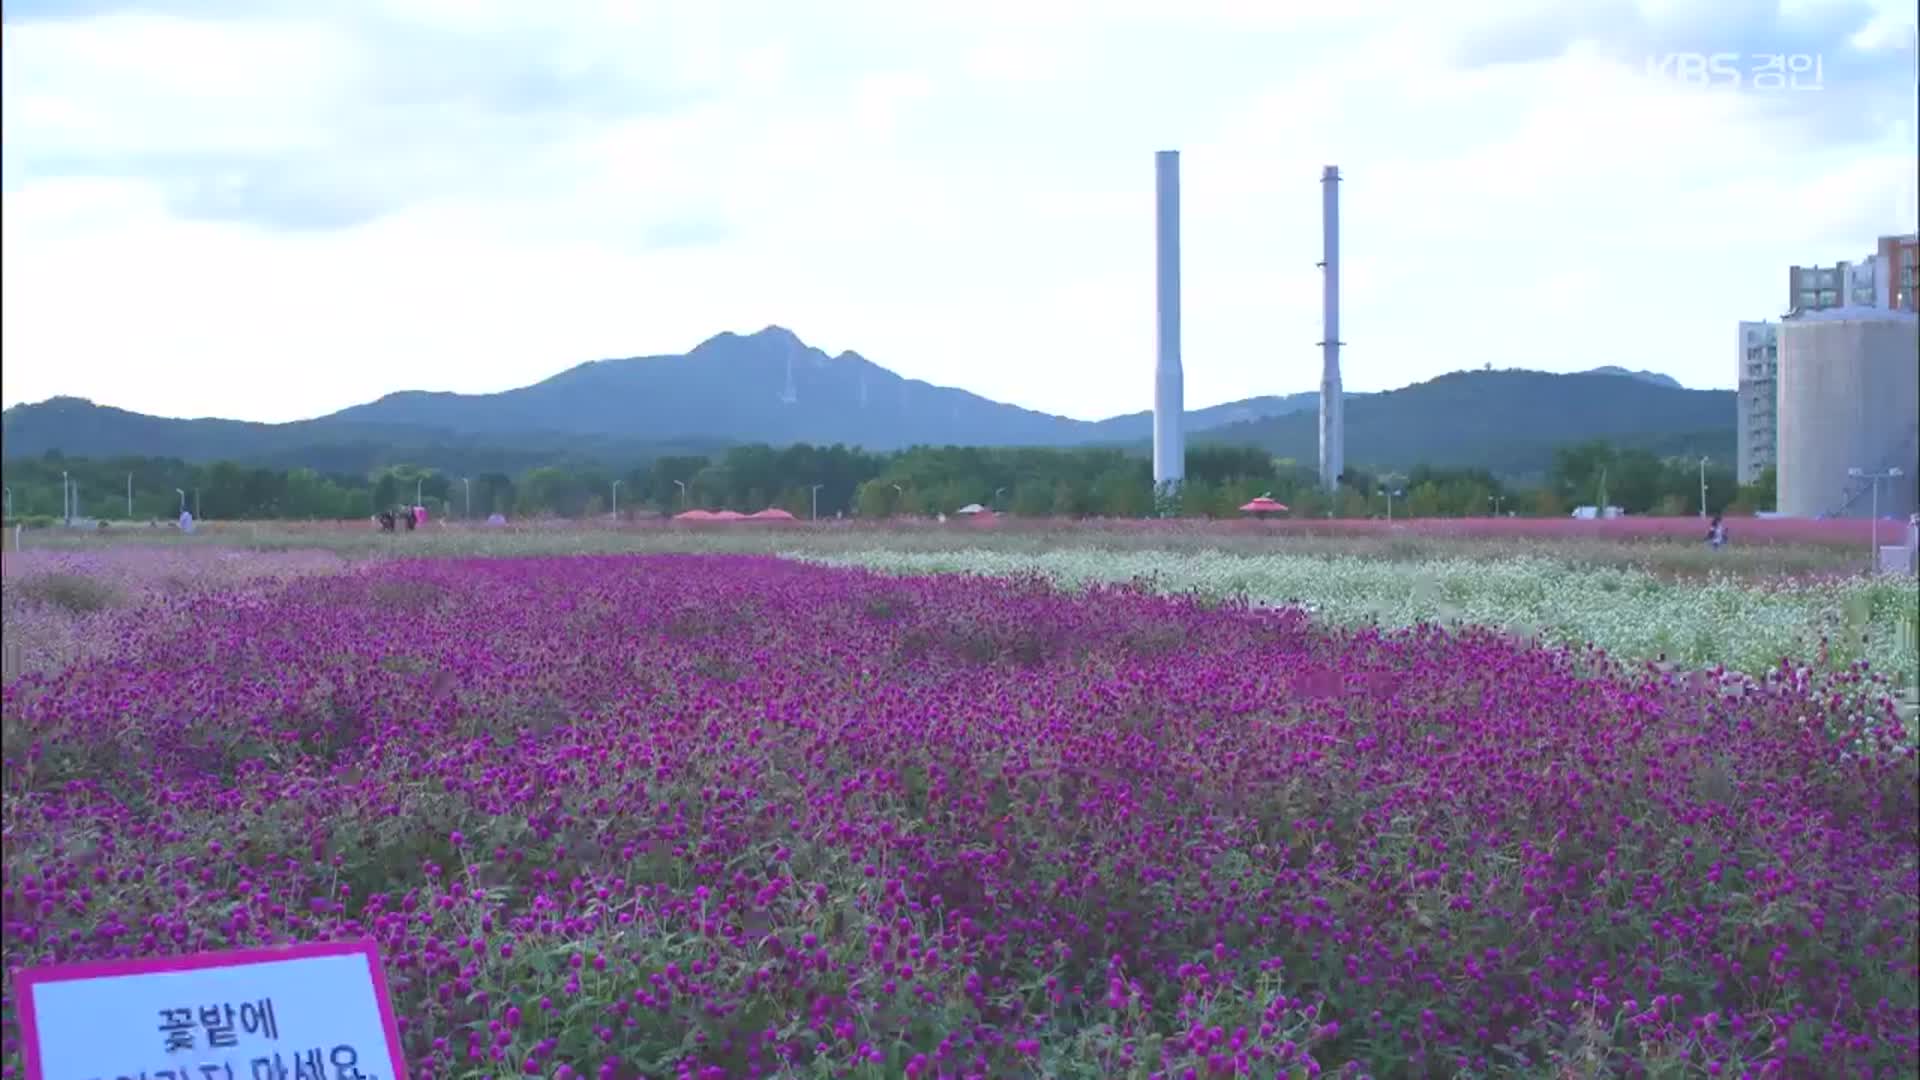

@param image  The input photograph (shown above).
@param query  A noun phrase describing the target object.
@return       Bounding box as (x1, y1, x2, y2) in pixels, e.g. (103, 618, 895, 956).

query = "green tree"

(1010, 481, 1053, 517)
(1549, 440, 1617, 505)
(854, 479, 898, 518)
(1089, 466, 1152, 516)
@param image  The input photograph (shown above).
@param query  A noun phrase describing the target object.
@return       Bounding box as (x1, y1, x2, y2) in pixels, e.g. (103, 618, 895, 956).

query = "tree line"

(1, 441, 1775, 524)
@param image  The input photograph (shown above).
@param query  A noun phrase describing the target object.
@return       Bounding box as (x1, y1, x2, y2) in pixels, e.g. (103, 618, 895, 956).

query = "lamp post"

(62, 471, 69, 524)
(890, 483, 904, 515)
(673, 479, 687, 509)
(1699, 457, 1709, 518)
(176, 488, 187, 514)
(415, 477, 423, 508)
(1489, 494, 1506, 517)
(611, 479, 622, 519)
(127, 473, 133, 519)
(462, 477, 471, 519)
(1849, 466, 1906, 571)
(994, 486, 1007, 510)
(810, 484, 824, 521)
(2, 486, 10, 519)
(1383, 487, 1403, 521)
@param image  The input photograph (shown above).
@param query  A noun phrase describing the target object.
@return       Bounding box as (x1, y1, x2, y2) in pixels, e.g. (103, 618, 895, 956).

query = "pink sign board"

(12, 941, 406, 1080)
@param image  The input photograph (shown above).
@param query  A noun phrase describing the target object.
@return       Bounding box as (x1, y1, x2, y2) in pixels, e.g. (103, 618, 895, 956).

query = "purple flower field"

(3, 554, 1916, 1079)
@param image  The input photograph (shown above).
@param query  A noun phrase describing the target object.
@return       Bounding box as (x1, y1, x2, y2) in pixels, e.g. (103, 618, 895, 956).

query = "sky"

(2, 0, 1915, 425)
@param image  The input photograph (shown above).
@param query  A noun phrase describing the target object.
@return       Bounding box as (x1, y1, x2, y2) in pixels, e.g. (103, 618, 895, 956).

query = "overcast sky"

(3, 0, 1915, 424)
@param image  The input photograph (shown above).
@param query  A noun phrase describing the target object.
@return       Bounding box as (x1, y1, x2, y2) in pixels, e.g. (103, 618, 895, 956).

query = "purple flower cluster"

(3, 554, 1915, 1078)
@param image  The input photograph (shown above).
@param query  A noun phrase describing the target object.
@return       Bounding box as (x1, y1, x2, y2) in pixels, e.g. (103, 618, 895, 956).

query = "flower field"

(4, 554, 1916, 1078)
(800, 549, 1920, 686)
(1, 547, 354, 680)
(16, 514, 1899, 583)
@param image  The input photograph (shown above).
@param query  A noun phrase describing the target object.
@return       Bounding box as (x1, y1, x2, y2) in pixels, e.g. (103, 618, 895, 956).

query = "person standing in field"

(1707, 514, 1726, 550)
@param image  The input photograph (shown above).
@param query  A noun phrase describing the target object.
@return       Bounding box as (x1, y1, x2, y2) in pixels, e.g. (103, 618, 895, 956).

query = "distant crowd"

(376, 506, 426, 532)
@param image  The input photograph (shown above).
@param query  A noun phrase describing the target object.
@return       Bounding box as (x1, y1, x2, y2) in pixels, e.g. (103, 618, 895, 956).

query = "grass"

(8, 516, 1900, 582)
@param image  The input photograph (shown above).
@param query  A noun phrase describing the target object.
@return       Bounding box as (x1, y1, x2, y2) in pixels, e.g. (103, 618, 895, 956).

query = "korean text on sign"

(90, 1043, 380, 1080)
(12, 941, 406, 1080)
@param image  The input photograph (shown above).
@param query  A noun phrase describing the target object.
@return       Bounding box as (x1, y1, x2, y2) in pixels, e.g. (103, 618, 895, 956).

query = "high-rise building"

(1846, 256, 1883, 308)
(1736, 320, 1779, 484)
(1787, 263, 1850, 314)
(1879, 233, 1919, 312)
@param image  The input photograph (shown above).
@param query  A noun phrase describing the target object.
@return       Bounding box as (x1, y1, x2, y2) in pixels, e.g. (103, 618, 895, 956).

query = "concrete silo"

(1776, 307, 1919, 518)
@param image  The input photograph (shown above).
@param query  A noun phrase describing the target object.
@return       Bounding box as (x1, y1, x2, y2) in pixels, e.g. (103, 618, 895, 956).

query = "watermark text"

(1645, 52, 1824, 91)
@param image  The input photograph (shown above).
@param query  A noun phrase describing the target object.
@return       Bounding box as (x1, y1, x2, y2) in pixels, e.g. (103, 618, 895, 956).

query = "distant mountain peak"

(748, 324, 802, 344)
(686, 325, 809, 363)
(1582, 365, 1682, 389)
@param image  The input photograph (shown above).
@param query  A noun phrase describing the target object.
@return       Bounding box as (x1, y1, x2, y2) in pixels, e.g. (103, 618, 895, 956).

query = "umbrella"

(1239, 495, 1289, 515)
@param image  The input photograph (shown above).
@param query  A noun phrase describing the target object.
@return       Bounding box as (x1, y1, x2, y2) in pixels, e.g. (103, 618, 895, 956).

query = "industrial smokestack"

(1318, 165, 1344, 495)
(1153, 150, 1185, 494)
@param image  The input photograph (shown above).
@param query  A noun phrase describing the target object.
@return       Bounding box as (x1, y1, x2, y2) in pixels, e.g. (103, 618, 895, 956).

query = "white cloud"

(2, 0, 1914, 426)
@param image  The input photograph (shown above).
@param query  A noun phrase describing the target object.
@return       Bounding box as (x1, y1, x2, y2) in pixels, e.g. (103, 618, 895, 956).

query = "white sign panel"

(15, 941, 406, 1080)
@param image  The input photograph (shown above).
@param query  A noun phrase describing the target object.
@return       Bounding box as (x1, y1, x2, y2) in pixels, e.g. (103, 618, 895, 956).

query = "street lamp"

(175, 488, 187, 514)
(127, 473, 133, 519)
(673, 479, 687, 508)
(1489, 494, 1506, 516)
(1848, 466, 1905, 571)
(810, 484, 824, 521)
(1698, 457, 1709, 518)
(462, 477, 471, 519)
(889, 483, 904, 515)
(611, 479, 622, 519)
(415, 477, 423, 508)
(2, 486, 10, 519)
(994, 486, 1007, 510)
(62, 470, 69, 524)
(1383, 487, 1404, 521)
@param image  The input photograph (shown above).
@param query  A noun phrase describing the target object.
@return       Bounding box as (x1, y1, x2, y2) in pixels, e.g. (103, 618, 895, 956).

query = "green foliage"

(0, 437, 1755, 523)
(1548, 441, 1739, 515)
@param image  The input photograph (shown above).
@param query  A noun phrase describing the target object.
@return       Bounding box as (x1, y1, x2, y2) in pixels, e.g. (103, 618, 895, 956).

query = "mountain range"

(1, 326, 1731, 478)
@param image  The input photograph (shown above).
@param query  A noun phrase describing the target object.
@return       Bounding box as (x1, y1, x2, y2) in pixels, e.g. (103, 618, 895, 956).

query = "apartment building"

(1846, 256, 1883, 308)
(1879, 233, 1918, 312)
(1750, 235, 1915, 490)
(1736, 320, 1779, 484)
(1787, 262, 1850, 314)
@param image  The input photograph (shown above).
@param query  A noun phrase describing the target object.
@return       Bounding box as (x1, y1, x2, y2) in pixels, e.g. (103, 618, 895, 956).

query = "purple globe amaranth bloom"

(2, 552, 1914, 1077)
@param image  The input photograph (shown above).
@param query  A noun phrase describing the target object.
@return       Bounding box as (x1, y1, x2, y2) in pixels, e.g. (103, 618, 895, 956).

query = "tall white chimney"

(1318, 165, 1344, 494)
(1153, 150, 1185, 494)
